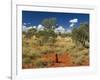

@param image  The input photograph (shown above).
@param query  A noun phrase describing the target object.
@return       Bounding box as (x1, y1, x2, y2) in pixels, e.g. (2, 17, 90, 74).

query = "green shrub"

(34, 59, 48, 68)
(23, 47, 41, 59)
(22, 47, 31, 58)
(55, 47, 64, 54)
(29, 51, 41, 59)
(22, 57, 32, 64)
(72, 23, 89, 48)
(40, 46, 53, 54)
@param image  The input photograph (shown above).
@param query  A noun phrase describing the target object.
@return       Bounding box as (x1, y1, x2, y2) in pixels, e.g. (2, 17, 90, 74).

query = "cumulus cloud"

(22, 25, 27, 32)
(37, 24, 44, 31)
(23, 23, 33, 32)
(33, 26, 36, 29)
(54, 26, 65, 34)
(70, 23, 75, 27)
(22, 25, 33, 32)
(27, 26, 33, 30)
(69, 18, 78, 27)
(69, 18, 78, 23)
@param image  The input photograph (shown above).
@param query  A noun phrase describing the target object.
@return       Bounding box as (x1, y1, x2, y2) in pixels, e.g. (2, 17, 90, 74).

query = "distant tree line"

(23, 17, 72, 38)
(23, 18, 89, 49)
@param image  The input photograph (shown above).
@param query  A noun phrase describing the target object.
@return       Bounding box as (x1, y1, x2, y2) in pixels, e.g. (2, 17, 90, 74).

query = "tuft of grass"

(22, 57, 32, 64)
(40, 46, 53, 54)
(29, 51, 41, 59)
(34, 59, 48, 68)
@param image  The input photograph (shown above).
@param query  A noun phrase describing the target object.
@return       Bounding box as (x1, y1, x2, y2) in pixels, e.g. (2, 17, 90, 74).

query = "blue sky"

(22, 11, 89, 29)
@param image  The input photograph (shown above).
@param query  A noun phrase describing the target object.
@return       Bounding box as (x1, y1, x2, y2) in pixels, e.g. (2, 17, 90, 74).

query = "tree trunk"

(55, 54, 59, 63)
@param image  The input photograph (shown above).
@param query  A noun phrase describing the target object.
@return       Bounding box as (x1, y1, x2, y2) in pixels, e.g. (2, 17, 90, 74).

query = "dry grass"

(22, 35, 89, 68)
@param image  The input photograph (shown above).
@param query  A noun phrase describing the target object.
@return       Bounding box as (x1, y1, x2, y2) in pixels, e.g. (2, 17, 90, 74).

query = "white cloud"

(27, 26, 33, 30)
(23, 23, 27, 25)
(69, 18, 78, 23)
(69, 18, 78, 27)
(66, 28, 72, 33)
(33, 26, 36, 29)
(22, 25, 27, 32)
(70, 23, 75, 27)
(37, 24, 44, 31)
(54, 26, 65, 34)
(22, 25, 33, 32)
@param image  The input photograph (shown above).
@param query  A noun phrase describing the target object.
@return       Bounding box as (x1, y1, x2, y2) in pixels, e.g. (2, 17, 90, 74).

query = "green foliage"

(42, 18, 56, 29)
(72, 23, 89, 48)
(55, 47, 63, 54)
(25, 28, 37, 38)
(22, 31, 26, 35)
(60, 33, 72, 37)
(22, 47, 41, 60)
(36, 29, 57, 46)
(22, 47, 31, 58)
(40, 46, 53, 54)
(22, 57, 32, 64)
(29, 51, 41, 59)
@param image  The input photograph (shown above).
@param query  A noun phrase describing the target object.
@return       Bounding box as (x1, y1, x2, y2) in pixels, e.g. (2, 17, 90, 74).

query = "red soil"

(42, 53, 73, 67)
(22, 53, 73, 69)
(22, 53, 89, 69)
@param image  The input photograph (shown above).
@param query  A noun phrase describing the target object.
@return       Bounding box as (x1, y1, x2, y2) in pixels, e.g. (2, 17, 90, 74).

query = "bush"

(36, 29, 57, 46)
(22, 47, 31, 58)
(29, 51, 41, 59)
(55, 47, 63, 54)
(40, 46, 53, 54)
(22, 57, 32, 64)
(34, 59, 48, 68)
(72, 23, 89, 48)
(22, 47, 41, 60)
(55, 47, 67, 54)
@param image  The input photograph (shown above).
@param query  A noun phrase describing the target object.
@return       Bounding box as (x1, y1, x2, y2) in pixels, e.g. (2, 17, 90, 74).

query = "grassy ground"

(22, 35, 89, 69)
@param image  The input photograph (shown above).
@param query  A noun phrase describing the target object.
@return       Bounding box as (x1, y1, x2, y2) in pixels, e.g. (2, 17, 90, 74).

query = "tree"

(25, 28, 37, 38)
(78, 23, 89, 47)
(42, 18, 56, 29)
(36, 29, 57, 46)
(72, 23, 89, 48)
(72, 27, 79, 45)
(55, 53, 59, 63)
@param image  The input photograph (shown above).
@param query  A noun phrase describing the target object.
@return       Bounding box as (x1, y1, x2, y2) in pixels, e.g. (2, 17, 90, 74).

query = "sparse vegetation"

(34, 59, 47, 68)
(22, 18, 89, 69)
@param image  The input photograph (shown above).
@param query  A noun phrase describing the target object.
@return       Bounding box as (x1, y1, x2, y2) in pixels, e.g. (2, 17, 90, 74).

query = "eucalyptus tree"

(72, 23, 89, 48)
(42, 18, 56, 29)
